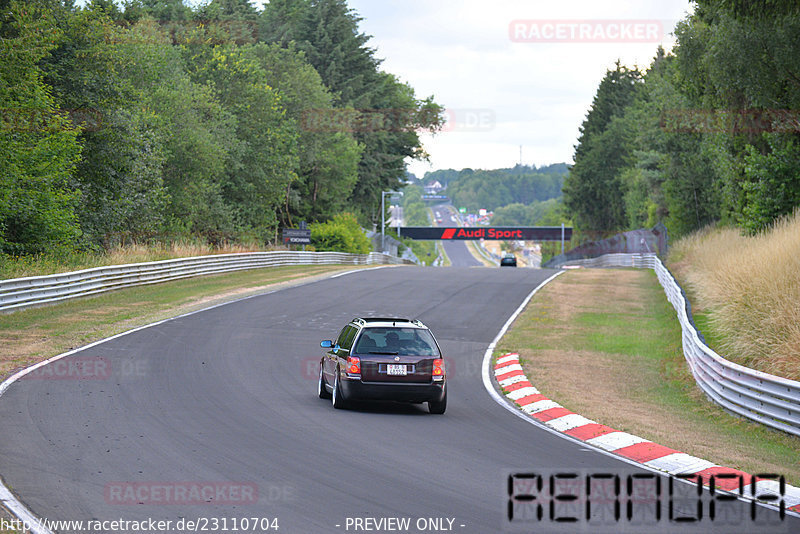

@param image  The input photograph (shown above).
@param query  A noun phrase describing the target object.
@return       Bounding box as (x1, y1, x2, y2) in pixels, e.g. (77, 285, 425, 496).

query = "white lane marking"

(506, 386, 540, 400)
(329, 265, 391, 278)
(496, 354, 520, 366)
(494, 363, 523, 375)
(498, 375, 528, 388)
(0, 265, 385, 533)
(521, 399, 561, 414)
(546, 414, 596, 432)
(740, 481, 800, 508)
(644, 453, 717, 475)
(586, 431, 649, 452)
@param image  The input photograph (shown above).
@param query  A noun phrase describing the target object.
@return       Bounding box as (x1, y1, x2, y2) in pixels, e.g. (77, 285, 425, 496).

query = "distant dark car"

(500, 254, 517, 267)
(318, 318, 447, 414)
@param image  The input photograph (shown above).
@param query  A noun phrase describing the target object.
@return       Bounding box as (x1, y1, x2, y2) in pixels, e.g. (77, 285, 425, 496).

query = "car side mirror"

(320, 340, 333, 348)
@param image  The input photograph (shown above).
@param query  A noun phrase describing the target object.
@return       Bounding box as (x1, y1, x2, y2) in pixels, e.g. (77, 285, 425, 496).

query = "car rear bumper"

(340, 377, 445, 403)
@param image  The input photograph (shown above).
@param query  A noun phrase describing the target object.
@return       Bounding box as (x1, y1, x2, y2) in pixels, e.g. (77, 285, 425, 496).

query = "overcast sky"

(345, 0, 694, 178)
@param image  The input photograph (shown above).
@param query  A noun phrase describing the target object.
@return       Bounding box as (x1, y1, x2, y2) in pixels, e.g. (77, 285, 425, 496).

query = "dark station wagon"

(318, 318, 447, 414)
(500, 253, 517, 267)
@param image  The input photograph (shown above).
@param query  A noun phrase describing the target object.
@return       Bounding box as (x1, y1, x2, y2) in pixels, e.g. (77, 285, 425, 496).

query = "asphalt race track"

(433, 204, 483, 268)
(0, 266, 796, 533)
(441, 239, 483, 267)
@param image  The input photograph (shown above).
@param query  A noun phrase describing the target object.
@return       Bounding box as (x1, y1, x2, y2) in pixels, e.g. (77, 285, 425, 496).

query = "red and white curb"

(494, 352, 800, 515)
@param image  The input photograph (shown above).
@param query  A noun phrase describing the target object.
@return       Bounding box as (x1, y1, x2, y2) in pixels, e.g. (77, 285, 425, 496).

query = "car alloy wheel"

(428, 386, 447, 414)
(318, 363, 331, 399)
(332, 370, 347, 409)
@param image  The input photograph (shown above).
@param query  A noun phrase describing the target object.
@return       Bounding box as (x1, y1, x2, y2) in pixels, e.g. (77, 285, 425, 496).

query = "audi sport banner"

(399, 226, 572, 241)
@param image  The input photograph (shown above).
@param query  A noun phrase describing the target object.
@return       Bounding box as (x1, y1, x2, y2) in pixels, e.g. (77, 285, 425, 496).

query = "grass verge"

(0, 264, 361, 383)
(497, 268, 800, 485)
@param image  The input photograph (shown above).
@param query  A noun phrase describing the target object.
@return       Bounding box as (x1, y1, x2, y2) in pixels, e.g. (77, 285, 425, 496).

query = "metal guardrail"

(0, 251, 412, 314)
(563, 253, 800, 437)
(475, 241, 500, 266)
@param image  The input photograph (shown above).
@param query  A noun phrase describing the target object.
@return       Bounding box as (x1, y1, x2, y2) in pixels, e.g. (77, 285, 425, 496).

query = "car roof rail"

(359, 317, 412, 323)
(354, 317, 429, 328)
(354, 317, 431, 328)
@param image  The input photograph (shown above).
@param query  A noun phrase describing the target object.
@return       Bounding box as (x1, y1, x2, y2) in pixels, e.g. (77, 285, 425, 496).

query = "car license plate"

(387, 364, 407, 376)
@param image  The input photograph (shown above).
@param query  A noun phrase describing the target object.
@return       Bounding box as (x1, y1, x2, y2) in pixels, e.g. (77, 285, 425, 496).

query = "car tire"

(318, 363, 331, 399)
(331, 370, 348, 409)
(428, 387, 447, 414)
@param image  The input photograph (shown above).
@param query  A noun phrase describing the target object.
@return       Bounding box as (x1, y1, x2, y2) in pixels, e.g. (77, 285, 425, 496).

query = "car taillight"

(432, 358, 445, 377)
(347, 356, 361, 374)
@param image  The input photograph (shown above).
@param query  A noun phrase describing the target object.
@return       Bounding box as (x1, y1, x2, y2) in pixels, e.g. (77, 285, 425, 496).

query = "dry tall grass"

(670, 211, 800, 380)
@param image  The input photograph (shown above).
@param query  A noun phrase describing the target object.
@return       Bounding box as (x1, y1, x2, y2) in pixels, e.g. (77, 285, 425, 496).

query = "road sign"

(282, 228, 311, 244)
(399, 226, 572, 241)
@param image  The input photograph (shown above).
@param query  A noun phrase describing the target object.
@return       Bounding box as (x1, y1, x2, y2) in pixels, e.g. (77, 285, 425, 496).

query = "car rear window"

(354, 327, 440, 356)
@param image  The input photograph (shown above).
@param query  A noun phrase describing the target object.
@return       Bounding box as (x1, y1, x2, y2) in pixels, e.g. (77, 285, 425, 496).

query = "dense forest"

(0, 0, 442, 257)
(6, 0, 799, 264)
(564, 0, 800, 240)
(422, 164, 568, 226)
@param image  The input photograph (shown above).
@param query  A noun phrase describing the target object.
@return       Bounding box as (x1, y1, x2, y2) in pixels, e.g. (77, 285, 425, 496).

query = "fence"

(563, 253, 800, 437)
(0, 251, 412, 314)
(544, 223, 668, 269)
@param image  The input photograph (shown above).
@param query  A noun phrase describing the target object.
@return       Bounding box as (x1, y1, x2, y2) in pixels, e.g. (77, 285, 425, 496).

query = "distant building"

(424, 181, 444, 194)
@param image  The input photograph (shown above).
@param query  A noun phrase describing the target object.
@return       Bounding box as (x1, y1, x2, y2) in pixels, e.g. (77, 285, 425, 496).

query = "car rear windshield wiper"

(368, 351, 399, 355)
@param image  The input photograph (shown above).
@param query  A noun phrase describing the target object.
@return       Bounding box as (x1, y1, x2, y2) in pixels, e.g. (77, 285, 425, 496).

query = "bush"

(310, 213, 371, 254)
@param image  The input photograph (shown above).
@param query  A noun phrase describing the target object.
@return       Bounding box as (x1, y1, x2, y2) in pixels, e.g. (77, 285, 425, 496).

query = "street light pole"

(381, 190, 403, 253)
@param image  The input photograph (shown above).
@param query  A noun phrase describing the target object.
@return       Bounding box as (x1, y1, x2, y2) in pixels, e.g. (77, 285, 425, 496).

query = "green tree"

(739, 136, 800, 234)
(184, 43, 299, 241)
(491, 199, 561, 226)
(261, 0, 443, 225)
(38, 6, 173, 246)
(196, 0, 259, 22)
(0, 1, 82, 255)
(122, 17, 238, 240)
(124, 0, 192, 22)
(261, 0, 378, 106)
(445, 169, 565, 213)
(247, 43, 361, 225)
(670, 4, 800, 233)
(563, 63, 641, 236)
(309, 212, 370, 253)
